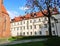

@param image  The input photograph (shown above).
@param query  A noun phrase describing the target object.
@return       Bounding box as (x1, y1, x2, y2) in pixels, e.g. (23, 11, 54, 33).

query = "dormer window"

(34, 13, 37, 17)
(23, 16, 25, 19)
(24, 18, 25, 19)
(30, 13, 34, 17)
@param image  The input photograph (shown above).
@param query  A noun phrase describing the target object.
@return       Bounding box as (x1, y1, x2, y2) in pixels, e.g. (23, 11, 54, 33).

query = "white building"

(10, 11, 60, 37)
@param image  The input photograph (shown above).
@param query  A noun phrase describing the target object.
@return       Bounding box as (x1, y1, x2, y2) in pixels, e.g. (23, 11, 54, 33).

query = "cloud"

(19, 6, 30, 10)
(7, 10, 20, 19)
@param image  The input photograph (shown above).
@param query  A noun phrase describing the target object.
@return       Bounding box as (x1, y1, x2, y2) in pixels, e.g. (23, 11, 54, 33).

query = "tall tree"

(25, 0, 60, 37)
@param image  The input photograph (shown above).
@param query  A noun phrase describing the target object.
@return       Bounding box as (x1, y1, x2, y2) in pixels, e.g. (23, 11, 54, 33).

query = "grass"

(44, 37, 60, 46)
(6, 41, 45, 46)
(8, 36, 48, 41)
(7, 37, 60, 46)
(0, 38, 8, 42)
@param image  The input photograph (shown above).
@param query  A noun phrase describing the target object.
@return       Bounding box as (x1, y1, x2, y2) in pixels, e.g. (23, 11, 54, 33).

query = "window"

(31, 13, 34, 17)
(17, 27, 19, 30)
(27, 21, 29, 23)
(44, 24, 47, 28)
(20, 27, 22, 30)
(14, 22, 18, 25)
(20, 32, 22, 36)
(52, 23, 54, 27)
(27, 21, 29, 29)
(46, 31, 49, 35)
(45, 17, 47, 21)
(39, 31, 42, 34)
(34, 19, 36, 22)
(30, 25, 32, 29)
(39, 25, 41, 28)
(23, 26, 25, 30)
(34, 25, 36, 29)
(18, 22, 19, 25)
(30, 20, 32, 23)
(27, 32, 29, 35)
(35, 31, 37, 35)
(53, 31, 55, 34)
(27, 26, 29, 29)
(21, 21, 22, 25)
(27, 24, 29, 29)
(14, 27, 15, 30)
(24, 21, 25, 24)
(34, 13, 37, 16)
(39, 19, 41, 22)
(31, 32, 32, 35)
(23, 32, 25, 35)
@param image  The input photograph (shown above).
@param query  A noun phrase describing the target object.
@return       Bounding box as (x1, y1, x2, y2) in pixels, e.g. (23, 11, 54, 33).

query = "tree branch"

(41, 11, 48, 17)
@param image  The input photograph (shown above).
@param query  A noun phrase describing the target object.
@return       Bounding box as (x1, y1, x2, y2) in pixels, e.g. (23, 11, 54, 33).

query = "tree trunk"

(48, 16, 52, 37)
(47, 6, 52, 37)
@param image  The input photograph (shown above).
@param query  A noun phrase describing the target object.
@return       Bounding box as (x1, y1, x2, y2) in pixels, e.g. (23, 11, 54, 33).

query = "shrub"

(8, 37, 16, 41)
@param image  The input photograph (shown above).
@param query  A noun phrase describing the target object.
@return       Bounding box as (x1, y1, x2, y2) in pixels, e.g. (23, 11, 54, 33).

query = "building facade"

(10, 10, 60, 37)
(0, 0, 11, 38)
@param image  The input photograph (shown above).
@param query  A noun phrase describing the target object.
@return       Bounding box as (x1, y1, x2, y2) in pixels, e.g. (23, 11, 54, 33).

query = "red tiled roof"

(25, 14, 31, 19)
(13, 16, 22, 22)
(11, 8, 59, 22)
(36, 12, 44, 17)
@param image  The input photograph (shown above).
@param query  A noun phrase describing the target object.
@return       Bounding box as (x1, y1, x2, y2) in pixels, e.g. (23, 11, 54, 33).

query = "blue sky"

(3, 0, 60, 19)
(3, 0, 28, 19)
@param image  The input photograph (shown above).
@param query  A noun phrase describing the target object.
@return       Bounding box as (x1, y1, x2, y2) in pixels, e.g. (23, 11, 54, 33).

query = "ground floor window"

(53, 31, 55, 34)
(39, 31, 42, 35)
(35, 31, 37, 35)
(46, 31, 49, 35)
(27, 32, 29, 35)
(23, 32, 25, 35)
(31, 32, 32, 35)
(20, 32, 22, 36)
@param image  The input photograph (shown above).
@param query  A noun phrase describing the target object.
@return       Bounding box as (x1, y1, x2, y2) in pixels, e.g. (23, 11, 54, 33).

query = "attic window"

(34, 13, 37, 16)
(23, 18, 25, 19)
(30, 13, 34, 17)
(12, 19, 14, 21)
(23, 16, 25, 19)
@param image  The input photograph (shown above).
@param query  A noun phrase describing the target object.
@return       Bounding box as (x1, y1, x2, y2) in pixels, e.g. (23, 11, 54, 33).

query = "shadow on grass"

(44, 37, 60, 46)
(7, 37, 60, 46)
(8, 36, 49, 41)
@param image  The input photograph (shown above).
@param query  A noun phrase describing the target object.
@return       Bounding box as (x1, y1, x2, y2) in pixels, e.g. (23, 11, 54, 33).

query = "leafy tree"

(25, 0, 60, 37)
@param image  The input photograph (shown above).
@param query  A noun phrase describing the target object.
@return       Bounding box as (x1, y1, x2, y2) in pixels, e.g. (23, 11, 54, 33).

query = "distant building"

(0, 0, 11, 38)
(10, 7, 60, 37)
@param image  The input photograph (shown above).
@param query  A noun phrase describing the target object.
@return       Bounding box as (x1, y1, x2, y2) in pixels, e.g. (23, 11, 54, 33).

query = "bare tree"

(25, 0, 60, 37)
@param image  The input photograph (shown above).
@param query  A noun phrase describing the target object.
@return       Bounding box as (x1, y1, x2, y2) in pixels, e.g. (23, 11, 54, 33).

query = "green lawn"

(8, 36, 48, 41)
(7, 37, 60, 46)
(6, 41, 45, 46)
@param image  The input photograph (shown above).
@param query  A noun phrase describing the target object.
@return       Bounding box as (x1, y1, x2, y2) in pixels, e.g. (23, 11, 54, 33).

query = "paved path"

(0, 38, 47, 46)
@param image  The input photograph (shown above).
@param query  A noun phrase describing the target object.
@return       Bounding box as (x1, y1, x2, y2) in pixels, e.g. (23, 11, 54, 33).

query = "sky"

(3, 0, 60, 19)
(3, 0, 28, 19)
